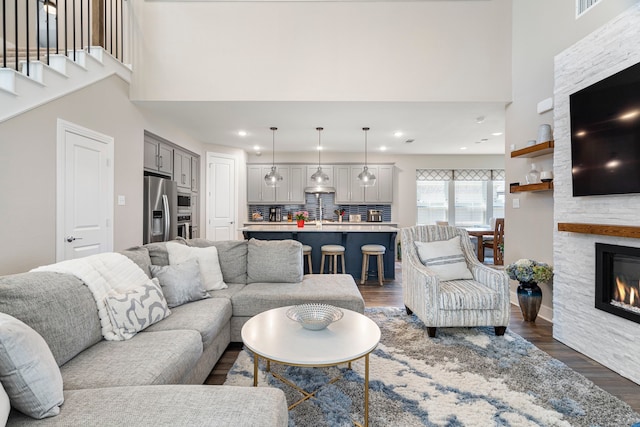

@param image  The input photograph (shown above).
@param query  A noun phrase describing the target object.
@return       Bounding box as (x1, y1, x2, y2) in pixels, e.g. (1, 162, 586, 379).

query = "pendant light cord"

(363, 127, 370, 166)
(316, 127, 323, 168)
(270, 127, 277, 167)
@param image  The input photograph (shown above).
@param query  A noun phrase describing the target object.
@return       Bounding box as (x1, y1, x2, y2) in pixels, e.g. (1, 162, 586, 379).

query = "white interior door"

(57, 120, 114, 261)
(206, 154, 236, 241)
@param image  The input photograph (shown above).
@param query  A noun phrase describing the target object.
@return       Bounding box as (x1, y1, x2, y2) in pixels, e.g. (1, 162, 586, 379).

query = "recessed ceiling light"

(238, 130, 248, 137)
(491, 132, 503, 136)
(380, 146, 387, 151)
(481, 138, 488, 142)
(475, 116, 485, 124)
(405, 139, 415, 144)
(460, 147, 468, 150)
(253, 145, 260, 151)
(316, 146, 323, 151)
(394, 131, 403, 138)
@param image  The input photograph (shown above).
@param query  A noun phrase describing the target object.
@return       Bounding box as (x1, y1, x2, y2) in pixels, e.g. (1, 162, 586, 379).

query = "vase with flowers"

(506, 259, 553, 322)
(334, 208, 345, 222)
(294, 211, 309, 228)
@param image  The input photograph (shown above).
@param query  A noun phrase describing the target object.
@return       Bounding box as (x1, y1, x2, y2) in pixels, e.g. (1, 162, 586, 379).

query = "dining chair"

(482, 218, 504, 265)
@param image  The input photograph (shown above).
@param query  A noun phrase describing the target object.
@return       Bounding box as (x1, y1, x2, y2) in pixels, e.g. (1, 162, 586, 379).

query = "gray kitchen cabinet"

(305, 165, 334, 190)
(174, 149, 192, 190)
(286, 165, 305, 203)
(335, 164, 393, 204)
(191, 156, 200, 193)
(144, 136, 173, 176)
(334, 165, 365, 204)
(247, 165, 276, 203)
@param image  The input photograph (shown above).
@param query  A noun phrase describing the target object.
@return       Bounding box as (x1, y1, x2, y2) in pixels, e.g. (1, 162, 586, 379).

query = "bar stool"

(360, 244, 386, 286)
(320, 244, 346, 274)
(302, 245, 313, 274)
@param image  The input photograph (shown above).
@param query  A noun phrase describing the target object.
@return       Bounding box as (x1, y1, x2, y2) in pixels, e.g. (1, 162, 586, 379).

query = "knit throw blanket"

(32, 253, 151, 341)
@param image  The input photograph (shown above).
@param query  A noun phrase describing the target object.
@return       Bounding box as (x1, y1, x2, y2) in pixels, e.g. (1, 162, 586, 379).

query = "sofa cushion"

(414, 236, 474, 281)
(7, 385, 289, 427)
(119, 246, 153, 278)
(187, 239, 248, 284)
(0, 272, 102, 367)
(104, 279, 171, 335)
(232, 274, 365, 317)
(150, 259, 211, 307)
(166, 243, 227, 291)
(143, 298, 232, 348)
(0, 313, 64, 419)
(247, 239, 303, 284)
(60, 330, 202, 390)
(438, 279, 499, 310)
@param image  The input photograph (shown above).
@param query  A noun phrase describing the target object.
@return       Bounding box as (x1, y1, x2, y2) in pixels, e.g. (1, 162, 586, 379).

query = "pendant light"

(357, 127, 376, 187)
(264, 127, 283, 187)
(310, 127, 330, 185)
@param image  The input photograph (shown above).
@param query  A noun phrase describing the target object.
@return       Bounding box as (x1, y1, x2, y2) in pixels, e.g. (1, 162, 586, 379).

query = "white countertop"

(240, 224, 398, 232)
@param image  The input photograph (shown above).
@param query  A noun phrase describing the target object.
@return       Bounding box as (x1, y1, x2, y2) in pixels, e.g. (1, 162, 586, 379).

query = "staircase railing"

(1, 0, 126, 75)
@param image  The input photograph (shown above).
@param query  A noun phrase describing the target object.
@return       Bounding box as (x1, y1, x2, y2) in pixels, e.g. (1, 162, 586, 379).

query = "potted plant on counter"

(294, 211, 309, 228)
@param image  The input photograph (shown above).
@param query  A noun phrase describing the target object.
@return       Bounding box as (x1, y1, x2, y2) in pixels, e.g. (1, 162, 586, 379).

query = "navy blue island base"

(242, 225, 398, 280)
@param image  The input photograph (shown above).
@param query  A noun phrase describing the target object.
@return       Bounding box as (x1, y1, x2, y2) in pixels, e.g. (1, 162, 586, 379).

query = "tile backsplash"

(249, 193, 391, 222)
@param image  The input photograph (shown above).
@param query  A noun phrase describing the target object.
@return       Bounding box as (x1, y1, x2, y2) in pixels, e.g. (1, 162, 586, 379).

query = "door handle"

(66, 236, 83, 242)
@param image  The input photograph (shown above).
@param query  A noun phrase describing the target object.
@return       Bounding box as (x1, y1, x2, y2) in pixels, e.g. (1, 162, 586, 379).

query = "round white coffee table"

(241, 306, 381, 427)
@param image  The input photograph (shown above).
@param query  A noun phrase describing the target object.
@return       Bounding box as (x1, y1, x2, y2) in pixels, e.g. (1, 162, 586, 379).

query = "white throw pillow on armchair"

(414, 236, 474, 281)
(0, 381, 10, 426)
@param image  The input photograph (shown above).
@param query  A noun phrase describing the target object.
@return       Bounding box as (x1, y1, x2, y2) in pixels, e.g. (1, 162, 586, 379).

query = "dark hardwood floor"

(206, 263, 640, 413)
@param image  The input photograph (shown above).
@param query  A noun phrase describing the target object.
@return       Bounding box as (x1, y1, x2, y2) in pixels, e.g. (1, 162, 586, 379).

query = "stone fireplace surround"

(553, 3, 640, 385)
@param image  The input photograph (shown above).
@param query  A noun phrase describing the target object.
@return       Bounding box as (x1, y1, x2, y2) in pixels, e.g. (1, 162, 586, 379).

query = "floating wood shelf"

(510, 141, 555, 158)
(510, 181, 554, 193)
(557, 223, 640, 239)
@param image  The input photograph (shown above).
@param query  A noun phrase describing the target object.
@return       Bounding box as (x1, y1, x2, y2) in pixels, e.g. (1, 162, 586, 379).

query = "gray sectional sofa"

(0, 238, 365, 426)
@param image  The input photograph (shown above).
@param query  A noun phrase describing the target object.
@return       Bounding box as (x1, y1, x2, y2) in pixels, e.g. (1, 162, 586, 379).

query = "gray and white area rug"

(224, 307, 640, 426)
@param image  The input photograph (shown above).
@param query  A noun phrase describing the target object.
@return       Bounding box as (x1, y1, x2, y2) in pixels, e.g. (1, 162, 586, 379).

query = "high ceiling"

(137, 100, 507, 156)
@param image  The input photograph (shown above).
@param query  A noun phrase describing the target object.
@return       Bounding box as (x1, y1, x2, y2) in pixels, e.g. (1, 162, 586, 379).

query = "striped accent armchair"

(401, 225, 510, 337)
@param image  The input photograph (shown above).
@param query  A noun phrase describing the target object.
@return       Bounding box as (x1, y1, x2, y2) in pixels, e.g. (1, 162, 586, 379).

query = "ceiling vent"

(576, 0, 600, 17)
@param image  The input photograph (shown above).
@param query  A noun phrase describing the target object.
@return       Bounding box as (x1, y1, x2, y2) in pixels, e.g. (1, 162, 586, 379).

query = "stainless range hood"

(304, 186, 336, 194)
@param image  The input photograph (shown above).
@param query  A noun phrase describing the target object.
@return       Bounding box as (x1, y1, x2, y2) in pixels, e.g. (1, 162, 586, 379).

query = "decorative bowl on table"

(286, 304, 344, 331)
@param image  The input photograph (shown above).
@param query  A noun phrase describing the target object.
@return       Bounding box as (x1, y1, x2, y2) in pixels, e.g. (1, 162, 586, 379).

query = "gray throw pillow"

(150, 259, 211, 308)
(119, 246, 153, 278)
(0, 313, 64, 419)
(145, 239, 187, 267)
(247, 238, 303, 283)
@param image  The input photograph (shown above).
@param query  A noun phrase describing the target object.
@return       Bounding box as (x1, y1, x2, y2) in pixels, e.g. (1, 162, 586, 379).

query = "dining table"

(465, 227, 495, 262)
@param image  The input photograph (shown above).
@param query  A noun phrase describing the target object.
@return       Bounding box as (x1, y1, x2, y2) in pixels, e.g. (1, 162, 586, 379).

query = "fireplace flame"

(614, 276, 640, 308)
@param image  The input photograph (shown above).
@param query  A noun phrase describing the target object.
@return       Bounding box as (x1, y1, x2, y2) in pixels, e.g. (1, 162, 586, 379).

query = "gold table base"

(252, 354, 371, 427)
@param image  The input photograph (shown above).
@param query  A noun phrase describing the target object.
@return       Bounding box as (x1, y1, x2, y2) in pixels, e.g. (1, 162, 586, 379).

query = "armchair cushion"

(439, 280, 500, 310)
(414, 236, 473, 281)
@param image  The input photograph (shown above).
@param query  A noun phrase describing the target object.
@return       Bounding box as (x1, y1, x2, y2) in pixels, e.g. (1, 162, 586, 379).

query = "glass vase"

(526, 163, 541, 184)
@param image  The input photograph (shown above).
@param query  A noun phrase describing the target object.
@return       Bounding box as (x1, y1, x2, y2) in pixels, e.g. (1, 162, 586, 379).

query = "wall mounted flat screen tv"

(570, 61, 640, 197)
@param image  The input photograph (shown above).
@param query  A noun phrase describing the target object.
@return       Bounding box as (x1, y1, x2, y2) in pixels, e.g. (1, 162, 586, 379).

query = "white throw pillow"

(0, 313, 64, 419)
(166, 242, 227, 291)
(104, 278, 172, 337)
(414, 236, 474, 281)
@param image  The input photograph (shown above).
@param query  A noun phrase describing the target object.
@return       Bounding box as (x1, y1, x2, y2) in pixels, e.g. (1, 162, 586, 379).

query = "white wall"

(0, 75, 208, 275)
(248, 151, 504, 228)
(130, 0, 511, 103)
(506, 0, 638, 321)
(553, 3, 640, 385)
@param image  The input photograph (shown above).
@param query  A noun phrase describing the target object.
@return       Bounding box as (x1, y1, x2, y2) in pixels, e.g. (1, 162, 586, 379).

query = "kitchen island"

(240, 224, 399, 280)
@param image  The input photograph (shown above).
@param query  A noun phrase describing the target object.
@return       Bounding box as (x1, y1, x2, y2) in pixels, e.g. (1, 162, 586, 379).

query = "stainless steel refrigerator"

(143, 176, 178, 243)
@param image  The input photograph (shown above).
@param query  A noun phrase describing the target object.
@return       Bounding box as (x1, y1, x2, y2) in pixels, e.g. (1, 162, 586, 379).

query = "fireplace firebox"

(595, 243, 640, 324)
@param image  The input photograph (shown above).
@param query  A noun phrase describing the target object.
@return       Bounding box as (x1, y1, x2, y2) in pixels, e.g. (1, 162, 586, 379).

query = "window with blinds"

(577, 0, 601, 17)
(416, 169, 505, 227)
